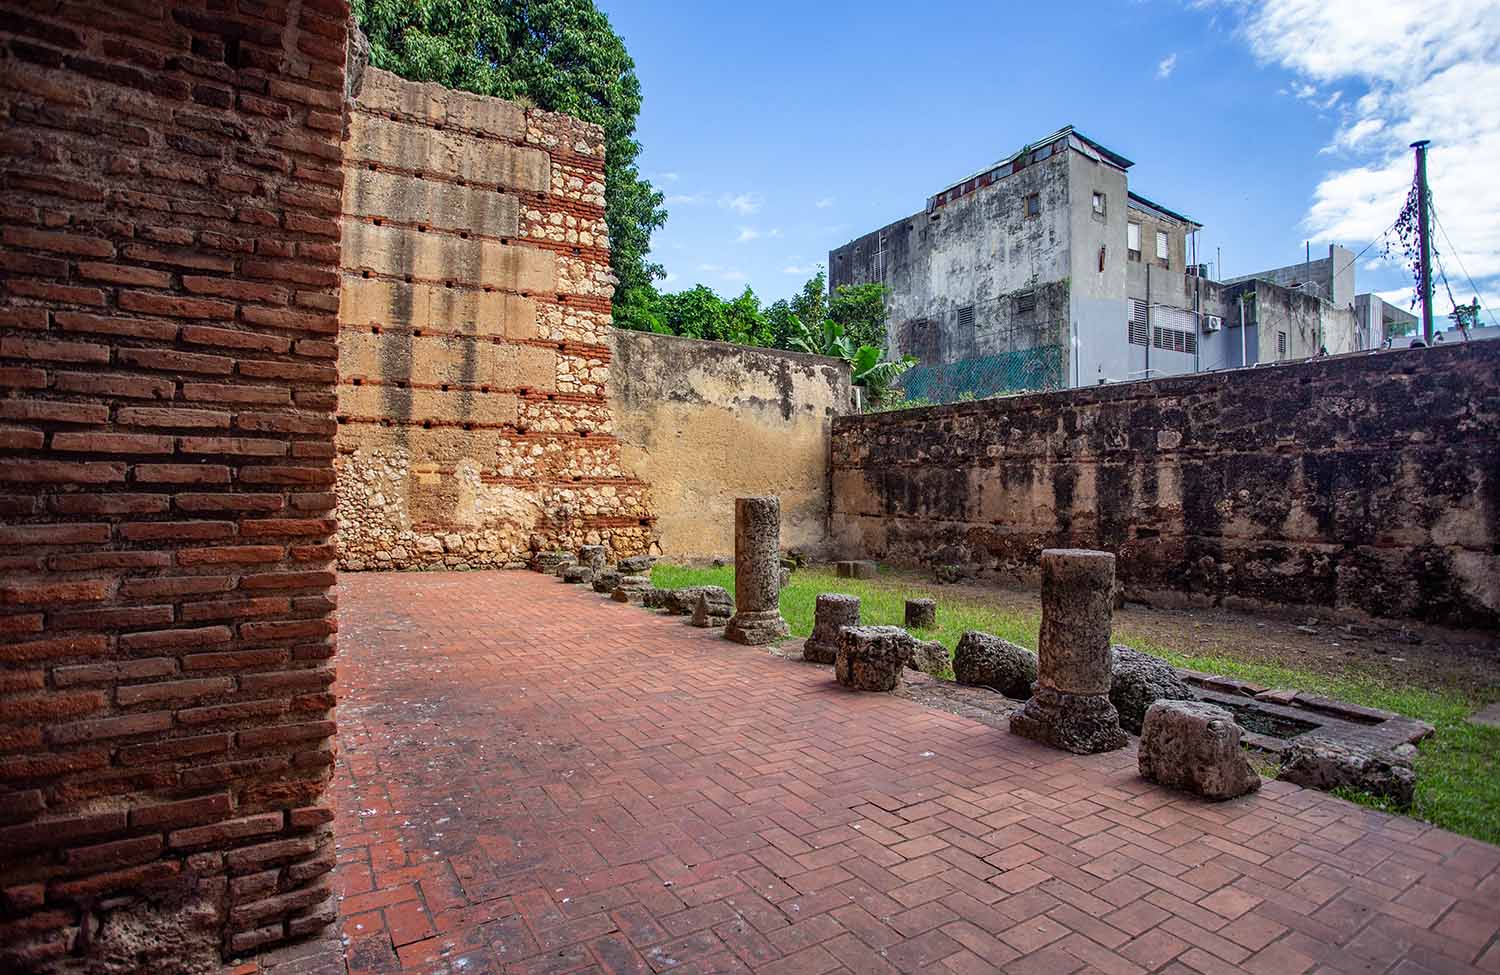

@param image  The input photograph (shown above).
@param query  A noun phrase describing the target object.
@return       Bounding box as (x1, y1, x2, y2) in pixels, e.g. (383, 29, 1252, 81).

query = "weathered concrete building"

(829, 126, 1360, 395)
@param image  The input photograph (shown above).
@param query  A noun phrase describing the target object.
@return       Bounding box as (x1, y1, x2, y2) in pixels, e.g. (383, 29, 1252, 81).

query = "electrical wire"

(1430, 203, 1499, 329)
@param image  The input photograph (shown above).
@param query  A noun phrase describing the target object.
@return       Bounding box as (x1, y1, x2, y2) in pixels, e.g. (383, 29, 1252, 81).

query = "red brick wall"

(0, 1, 348, 969)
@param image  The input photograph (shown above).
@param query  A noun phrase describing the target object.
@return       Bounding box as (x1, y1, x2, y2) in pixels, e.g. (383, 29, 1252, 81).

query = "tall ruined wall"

(609, 331, 853, 558)
(335, 69, 653, 569)
(832, 342, 1500, 627)
(0, 2, 347, 969)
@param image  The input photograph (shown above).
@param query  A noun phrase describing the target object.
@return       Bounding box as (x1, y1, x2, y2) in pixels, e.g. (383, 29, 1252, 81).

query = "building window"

(1277, 331, 1288, 359)
(1152, 326, 1197, 355)
(1014, 290, 1036, 314)
(1128, 299, 1148, 345)
(1092, 192, 1106, 215)
(1025, 193, 1040, 218)
(1155, 230, 1169, 262)
(956, 304, 975, 330)
(1127, 222, 1141, 261)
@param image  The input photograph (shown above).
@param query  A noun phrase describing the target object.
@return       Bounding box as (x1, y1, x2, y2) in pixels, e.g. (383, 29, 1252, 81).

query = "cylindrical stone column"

(804, 593, 860, 664)
(724, 497, 790, 645)
(1010, 548, 1127, 754)
(1037, 550, 1115, 695)
(905, 598, 937, 629)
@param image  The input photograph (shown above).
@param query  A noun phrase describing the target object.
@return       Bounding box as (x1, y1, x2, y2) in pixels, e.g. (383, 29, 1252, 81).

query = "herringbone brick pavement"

(268, 570, 1500, 975)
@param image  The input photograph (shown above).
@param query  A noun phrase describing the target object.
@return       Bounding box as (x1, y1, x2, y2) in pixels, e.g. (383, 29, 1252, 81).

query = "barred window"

(1128, 299, 1149, 345)
(1014, 290, 1036, 314)
(956, 304, 975, 330)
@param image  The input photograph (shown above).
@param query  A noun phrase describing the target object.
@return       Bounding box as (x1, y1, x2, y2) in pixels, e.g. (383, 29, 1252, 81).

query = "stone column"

(724, 497, 790, 645)
(804, 593, 860, 663)
(1010, 549, 1128, 753)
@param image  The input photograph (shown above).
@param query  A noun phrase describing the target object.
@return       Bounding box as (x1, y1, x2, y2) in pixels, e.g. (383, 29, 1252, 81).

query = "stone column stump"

(724, 497, 790, 645)
(905, 598, 937, 629)
(804, 593, 860, 664)
(561, 565, 593, 585)
(591, 569, 621, 594)
(1010, 549, 1128, 754)
(835, 625, 913, 691)
(691, 589, 734, 627)
(578, 545, 608, 572)
(1139, 701, 1262, 800)
(836, 560, 877, 579)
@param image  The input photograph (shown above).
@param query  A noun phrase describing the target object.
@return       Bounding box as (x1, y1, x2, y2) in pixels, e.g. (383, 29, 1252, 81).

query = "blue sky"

(605, 0, 1500, 322)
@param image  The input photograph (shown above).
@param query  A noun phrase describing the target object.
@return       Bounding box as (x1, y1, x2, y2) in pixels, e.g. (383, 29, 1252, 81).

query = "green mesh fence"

(896, 344, 1066, 404)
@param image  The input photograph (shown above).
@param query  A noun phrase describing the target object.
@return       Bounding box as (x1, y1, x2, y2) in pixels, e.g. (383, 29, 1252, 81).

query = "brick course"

(0, 1, 348, 969)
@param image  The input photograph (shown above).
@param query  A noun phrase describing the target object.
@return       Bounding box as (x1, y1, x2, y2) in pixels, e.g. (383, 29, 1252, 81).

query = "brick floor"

(296, 570, 1500, 975)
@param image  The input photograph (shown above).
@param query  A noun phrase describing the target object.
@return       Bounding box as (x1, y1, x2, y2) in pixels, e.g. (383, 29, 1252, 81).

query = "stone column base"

(724, 610, 790, 646)
(1010, 686, 1128, 754)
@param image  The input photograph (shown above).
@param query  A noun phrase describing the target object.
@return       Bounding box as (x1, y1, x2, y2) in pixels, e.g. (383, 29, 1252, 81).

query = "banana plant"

(850, 345, 916, 403)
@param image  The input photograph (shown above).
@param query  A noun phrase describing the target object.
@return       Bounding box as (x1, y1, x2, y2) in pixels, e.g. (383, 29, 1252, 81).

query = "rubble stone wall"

(335, 69, 653, 570)
(832, 342, 1500, 627)
(0, 2, 348, 969)
(609, 331, 853, 558)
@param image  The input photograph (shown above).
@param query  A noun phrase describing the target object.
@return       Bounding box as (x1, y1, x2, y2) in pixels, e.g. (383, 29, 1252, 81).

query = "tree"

(829, 282, 889, 351)
(355, 0, 667, 311)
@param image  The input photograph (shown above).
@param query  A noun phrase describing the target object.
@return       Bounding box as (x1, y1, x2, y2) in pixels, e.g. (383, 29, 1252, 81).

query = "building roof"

(927, 125, 1134, 207)
(1127, 191, 1200, 230)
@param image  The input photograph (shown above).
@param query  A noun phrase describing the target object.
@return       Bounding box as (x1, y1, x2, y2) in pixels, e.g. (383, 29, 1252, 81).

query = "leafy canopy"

(354, 0, 667, 303)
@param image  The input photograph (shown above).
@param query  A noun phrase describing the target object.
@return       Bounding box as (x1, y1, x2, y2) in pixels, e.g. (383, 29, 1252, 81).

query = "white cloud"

(720, 193, 762, 216)
(721, 270, 748, 283)
(654, 172, 680, 183)
(1156, 53, 1178, 79)
(783, 264, 817, 275)
(735, 227, 761, 243)
(696, 262, 721, 273)
(1226, 0, 1500, 314)
(815, 197, 835, 209)
(666, 193, 705, 205)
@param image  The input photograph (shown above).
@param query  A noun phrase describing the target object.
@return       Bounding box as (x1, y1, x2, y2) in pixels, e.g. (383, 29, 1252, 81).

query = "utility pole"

(1411, 140, 1434, 344)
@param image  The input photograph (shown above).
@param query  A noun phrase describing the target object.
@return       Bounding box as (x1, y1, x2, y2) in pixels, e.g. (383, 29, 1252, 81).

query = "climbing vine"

(1384, 183, 1425, 309)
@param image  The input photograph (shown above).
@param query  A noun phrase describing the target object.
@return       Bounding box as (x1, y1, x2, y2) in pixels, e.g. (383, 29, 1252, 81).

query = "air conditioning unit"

(1203, 314, 1223, 332)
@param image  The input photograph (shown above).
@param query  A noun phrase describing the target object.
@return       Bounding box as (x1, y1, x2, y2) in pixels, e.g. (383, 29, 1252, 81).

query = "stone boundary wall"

(609, 331, 853, 558)
(334, 69, 654, 570)
(0, 2, 348, 969)
(831, 342, 1500, 627)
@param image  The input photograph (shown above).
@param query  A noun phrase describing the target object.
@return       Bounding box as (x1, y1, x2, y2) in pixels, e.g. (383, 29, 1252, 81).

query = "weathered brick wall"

(832, 342, 1500, 627)
(0, 2, 347, 970)
(335, 69, 654, 569)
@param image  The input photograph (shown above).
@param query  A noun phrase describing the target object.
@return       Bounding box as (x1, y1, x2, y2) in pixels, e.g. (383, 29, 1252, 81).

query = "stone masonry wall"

(335, 69, 653, 570)
(609, 330, 853, 559)
(832, 342, 1500, 627)
(0, 2, 347, 971)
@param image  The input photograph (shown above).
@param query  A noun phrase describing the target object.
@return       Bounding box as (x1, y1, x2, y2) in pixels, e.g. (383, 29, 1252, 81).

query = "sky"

(604, 0, 1500, 326)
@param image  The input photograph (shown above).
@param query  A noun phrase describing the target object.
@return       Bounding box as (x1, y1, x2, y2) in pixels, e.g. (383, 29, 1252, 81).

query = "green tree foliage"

(354, 0, 667, 309)
(829, 282, 890, 351)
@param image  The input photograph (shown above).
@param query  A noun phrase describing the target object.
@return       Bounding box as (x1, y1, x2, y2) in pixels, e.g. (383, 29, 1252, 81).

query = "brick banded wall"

(335, 69, 654, 570)
(832, 342, 1500, 627)
(0, 2, 347, 970)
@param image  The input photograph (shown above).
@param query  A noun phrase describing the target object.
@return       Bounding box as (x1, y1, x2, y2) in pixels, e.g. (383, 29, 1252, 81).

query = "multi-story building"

(829, 126, 1358, 398)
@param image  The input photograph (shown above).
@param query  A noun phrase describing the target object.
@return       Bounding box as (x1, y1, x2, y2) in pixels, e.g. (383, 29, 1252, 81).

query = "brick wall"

(335, 69, 655, 570)
(0, 2, 347, 969)
(832, 342, 1500, 627)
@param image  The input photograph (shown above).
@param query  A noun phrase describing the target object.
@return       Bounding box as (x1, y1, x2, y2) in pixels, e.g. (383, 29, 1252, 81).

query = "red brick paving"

(280, 570, 1499, 975)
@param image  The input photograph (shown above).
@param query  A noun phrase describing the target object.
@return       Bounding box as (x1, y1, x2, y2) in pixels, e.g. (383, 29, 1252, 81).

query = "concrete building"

(1355, 292, 1419, 346)
(829, 126, 1359, 396)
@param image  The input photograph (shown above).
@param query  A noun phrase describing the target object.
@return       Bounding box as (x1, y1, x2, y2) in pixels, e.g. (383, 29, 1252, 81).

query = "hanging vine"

(1383, 182, 1425, 309)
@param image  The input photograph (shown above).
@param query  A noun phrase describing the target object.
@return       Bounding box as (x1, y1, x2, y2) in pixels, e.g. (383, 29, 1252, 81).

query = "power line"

(1332, 219, 1398, 281)
(1430, 203, 1498, 329)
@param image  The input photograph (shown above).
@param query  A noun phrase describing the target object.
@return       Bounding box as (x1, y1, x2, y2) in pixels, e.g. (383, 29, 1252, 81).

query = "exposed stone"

(532, 551, 573, 574)
(591, 569, 621, 594)
(905, 598, 937, 629)
(610, 574, 652, 604)
(561, 565, 593, 585)
(1138, 701, 1262, 800)
(577, 545, 608, 572)
(642, 587, 672, 609)
(724, 497, 790, 645)
(690, 589, 734, 628)
(1111, 645, 1196, 734)
(836, 560, 877, 579)
(778, 566, 792, 591)
(804, 593, 860, 664)
(664, 587, 717, 616)
(619, 554, 655, 574)
(908, 639, 951, 677)
(953, 631, 1037, 699)
(835, 625, 912, 692)
(1010, 549, 1128, 754)
(934, 564, 966, 584)
(1279, 736, 1416, 807)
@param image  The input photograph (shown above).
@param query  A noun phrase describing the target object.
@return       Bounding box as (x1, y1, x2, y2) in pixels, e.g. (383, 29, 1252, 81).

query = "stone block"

(907, 639, 950, 676)
(1138, 701, 1262, 800)
(953, 631, 1036, 699)
(337, 385, 521, 427)
(338, 277, 538, 340)
(342, 222, 556, 293)
(591, 569, 621, 594)
(561, 565, 592, 585)
(663, 587, 717, 616)
(1111, 645, 1196, 735)
(610, 575, 651, 604)
(904, 598, 936, 629)
(835, 625, 912, 692)
(346, 114, 547, 190)
(1279, 736, 1416, 806)
(618, 555, 654, 574)
(357, 68, 448, 126)
(344, 169, 519, 238)
(835, 560, 877, 579)
(804, 593, 859, 664)
(577, 545, 608, 572)
(531, 551, 570, 574)
(690, 589, 733, 628)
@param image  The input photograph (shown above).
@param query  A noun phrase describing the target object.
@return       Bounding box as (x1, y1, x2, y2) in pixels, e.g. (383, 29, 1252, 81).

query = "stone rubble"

(835, 625, 912, 692)
(610, 575, 652, 604)
(690, 589, 735, 628)
(905, 598, 937, 629)
(907, 639, 951, 677)
(1278, 736, 1417, 807)
(591, 569, 621, 594)
(1138, 700, 1262, 800)
(1111, 645, 1196, 734)
(561, 565, 593, 585)
(836, 560, 878, 579)
(953, 631, 1038, 699)
(804, 593, 860, 665)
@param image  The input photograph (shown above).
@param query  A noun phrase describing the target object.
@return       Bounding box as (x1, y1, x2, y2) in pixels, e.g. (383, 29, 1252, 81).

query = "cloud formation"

(720, 193, 762, 216)
(1156, 53, 1177, 79)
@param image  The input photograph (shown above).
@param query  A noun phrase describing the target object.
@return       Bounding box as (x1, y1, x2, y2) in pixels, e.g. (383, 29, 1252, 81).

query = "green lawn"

(651, 562, 1500, 844)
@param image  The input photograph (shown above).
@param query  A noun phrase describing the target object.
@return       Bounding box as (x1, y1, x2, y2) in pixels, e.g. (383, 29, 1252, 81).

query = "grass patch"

(652, 562, 1500, 843)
